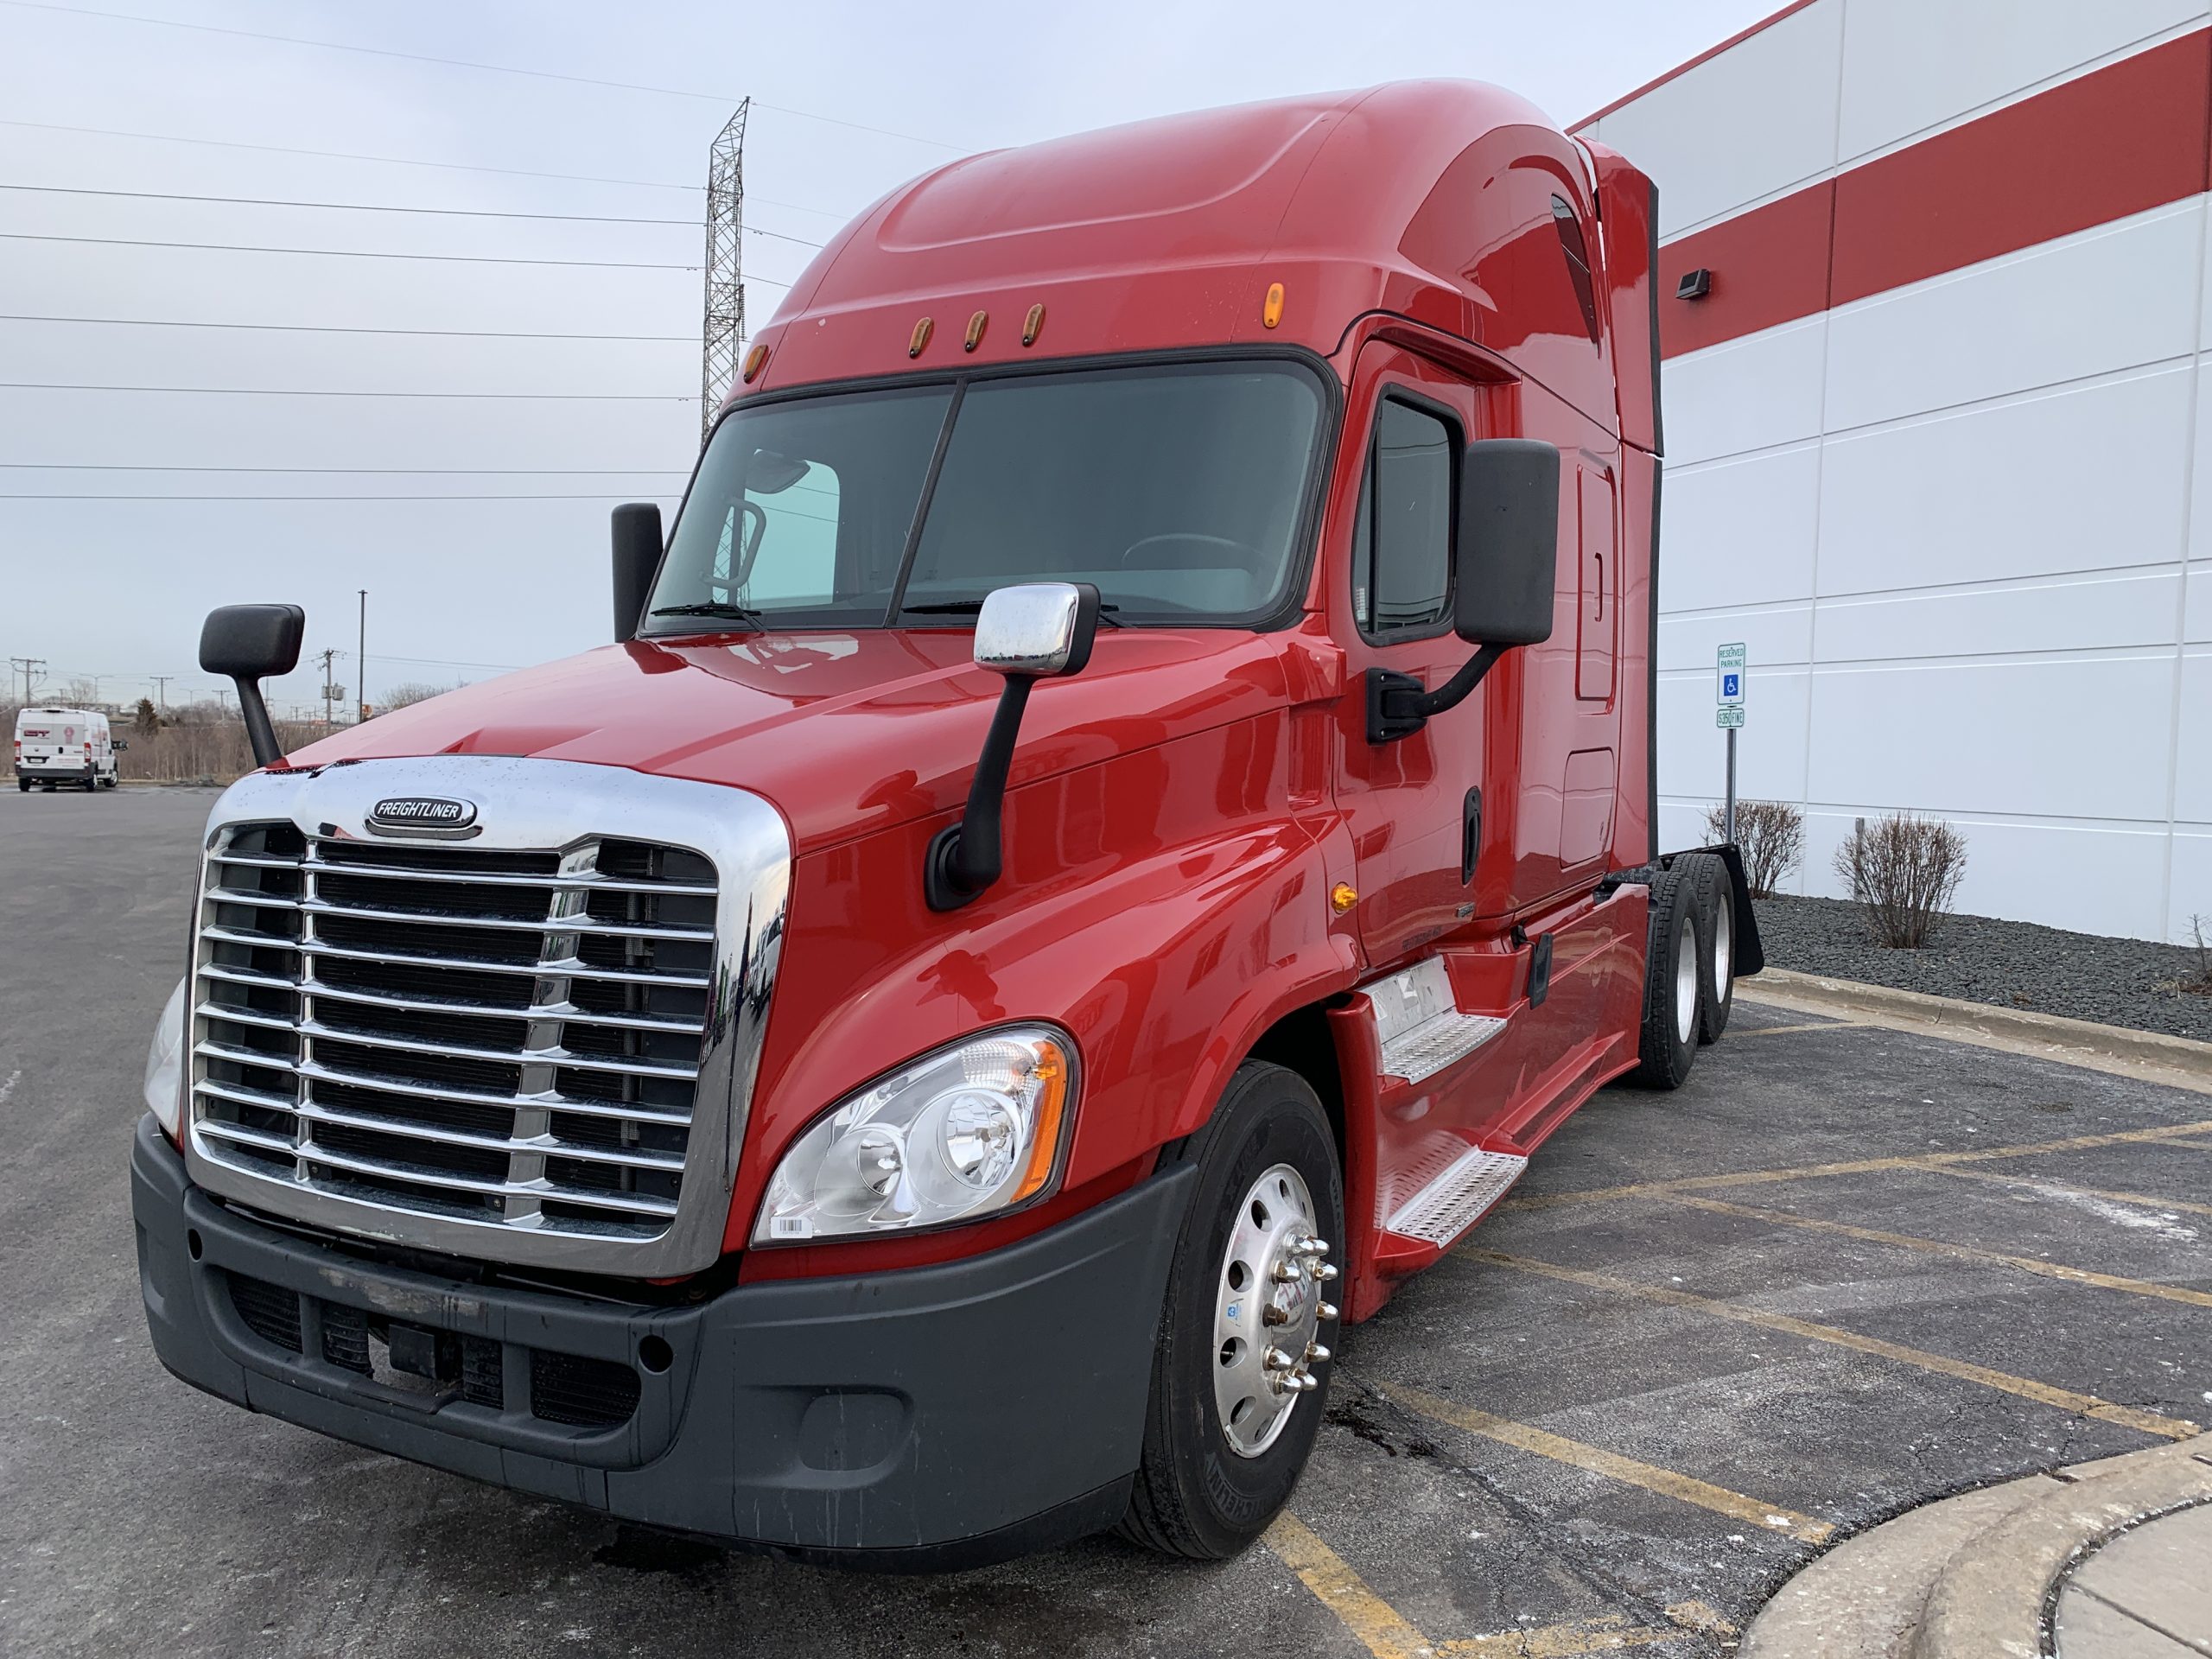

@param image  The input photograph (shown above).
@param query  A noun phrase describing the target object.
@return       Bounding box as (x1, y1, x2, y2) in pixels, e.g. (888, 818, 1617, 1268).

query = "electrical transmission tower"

(701, 99, 750, 441)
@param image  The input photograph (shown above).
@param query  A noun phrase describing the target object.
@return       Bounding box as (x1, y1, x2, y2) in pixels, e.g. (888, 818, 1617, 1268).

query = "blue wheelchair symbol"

(1721, 672, 1741, 698)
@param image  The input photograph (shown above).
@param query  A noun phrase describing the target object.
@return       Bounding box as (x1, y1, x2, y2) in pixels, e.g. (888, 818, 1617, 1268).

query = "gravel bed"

(1751, 894, 2212, 1043)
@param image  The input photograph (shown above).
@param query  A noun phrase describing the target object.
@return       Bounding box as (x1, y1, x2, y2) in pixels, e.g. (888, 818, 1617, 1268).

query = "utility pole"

(317, 648, 339, 726)
(357, 589, 368, 722)
(150, 675, 171, 718)
(215, 686, 232, 717)
(10, 657, 45, 704)
(701, 99, 749, 440)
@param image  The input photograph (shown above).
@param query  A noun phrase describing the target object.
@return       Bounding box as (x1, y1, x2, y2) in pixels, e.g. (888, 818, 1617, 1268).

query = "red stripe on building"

(1651, 29, 2212, 359)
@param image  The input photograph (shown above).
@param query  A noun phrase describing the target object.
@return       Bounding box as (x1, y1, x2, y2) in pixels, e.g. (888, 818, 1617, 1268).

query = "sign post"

(1715, 643, 1746, 843)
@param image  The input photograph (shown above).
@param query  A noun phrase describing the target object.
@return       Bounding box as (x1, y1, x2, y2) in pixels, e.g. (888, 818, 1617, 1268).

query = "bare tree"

(1702, 799, 1804, 899)
(1832, 811, 1969, 948)
(378, 682, 458, 711)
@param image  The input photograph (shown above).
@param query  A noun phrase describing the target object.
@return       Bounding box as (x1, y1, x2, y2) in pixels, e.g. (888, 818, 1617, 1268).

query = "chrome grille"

(191, 820, 720, 1243)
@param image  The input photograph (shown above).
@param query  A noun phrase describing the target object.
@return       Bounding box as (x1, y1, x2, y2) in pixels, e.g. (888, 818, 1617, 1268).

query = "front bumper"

(132, 1118, 1192, 1568)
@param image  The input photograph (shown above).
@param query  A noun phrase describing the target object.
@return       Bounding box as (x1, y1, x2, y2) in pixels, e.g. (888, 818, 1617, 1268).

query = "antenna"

(701, 99, 749, 441)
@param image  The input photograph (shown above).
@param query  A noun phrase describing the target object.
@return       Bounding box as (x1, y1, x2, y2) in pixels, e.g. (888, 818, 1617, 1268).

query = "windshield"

(645, 359, 1328, 632)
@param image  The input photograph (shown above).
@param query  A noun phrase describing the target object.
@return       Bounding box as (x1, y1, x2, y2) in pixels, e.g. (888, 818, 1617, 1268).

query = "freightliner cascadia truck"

(132, 79, 1761, 1567)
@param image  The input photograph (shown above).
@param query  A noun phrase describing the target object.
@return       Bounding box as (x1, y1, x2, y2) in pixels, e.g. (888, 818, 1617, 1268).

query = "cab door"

(1330, 341, 1491, 968)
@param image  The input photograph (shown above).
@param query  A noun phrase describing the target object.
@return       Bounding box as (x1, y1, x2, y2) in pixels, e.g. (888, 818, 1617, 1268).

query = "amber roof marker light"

(1262, 282, 1286, 328)
(1022, 303, 1046, 346)
(908, 316, 934, 358)
(964, 309, 988, 352)
(740, 342, 769, 383)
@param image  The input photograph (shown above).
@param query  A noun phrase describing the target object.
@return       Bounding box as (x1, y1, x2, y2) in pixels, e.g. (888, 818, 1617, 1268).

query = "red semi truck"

(132, 79, 1758, 1567)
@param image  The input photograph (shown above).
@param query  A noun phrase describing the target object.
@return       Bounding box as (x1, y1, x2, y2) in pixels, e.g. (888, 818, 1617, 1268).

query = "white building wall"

(1584, 0, 2212, 941)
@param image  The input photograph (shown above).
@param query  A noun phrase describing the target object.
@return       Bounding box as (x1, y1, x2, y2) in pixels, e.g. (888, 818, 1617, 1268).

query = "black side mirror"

(611, 503, 664, 644)
(199, 603, 305, 768)
(925, 582, 1103, 911)
(1368, 439, 1561, 742)
(1453, 439, 1560, 647)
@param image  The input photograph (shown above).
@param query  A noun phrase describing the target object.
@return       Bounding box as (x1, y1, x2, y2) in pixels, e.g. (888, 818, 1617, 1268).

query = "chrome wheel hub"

(1213, 1162, 1338, 1458)
(1674, 906, 1700, 1046)
(1711, 888, 1733, 996)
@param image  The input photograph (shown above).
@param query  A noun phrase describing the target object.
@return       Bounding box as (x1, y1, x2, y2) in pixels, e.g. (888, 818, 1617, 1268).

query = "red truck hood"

(291, 628, 1319, 854)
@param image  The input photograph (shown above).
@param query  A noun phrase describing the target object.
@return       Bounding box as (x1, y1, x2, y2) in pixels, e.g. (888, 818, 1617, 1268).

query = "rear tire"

(1629, 867, 1704, 1089)
(1681, 853, 1735, 1044)
(1120, 1062, 1344, 1560)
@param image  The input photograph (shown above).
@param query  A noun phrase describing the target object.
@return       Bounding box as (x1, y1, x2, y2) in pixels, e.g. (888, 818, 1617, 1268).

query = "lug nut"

(1262, 1303, 1289, 1326)
(1271, 1258, 1302, 1283)
(1316, 1302, 1338, 1321)
(1313, 1262, 1339, 1282)
(1262, 1345, 1295, 1372)
(1288, 1371, 1319, 1392)
(1304, 1342, 1332, 1364)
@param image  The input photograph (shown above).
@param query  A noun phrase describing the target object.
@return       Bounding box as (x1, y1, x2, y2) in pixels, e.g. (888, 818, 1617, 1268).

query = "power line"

(0, 116, 704, 192)
(6, 2, 969, 151)
(1, 382, 691, 401)
(0, 463, 689, 474)
(0, 230, 698, 269)
(0, 182, 827, 244)
(0, 120, 861, 219)
(0, 312, 695, 342)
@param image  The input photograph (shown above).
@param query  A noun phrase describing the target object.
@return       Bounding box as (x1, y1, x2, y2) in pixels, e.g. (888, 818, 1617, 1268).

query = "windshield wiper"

(901, 599, 1122, 626)
(650, 601, 767, 624)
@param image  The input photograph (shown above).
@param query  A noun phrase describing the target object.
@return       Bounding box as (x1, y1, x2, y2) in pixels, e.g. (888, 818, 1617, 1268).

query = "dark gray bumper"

(132, 1118, 1192, 1568)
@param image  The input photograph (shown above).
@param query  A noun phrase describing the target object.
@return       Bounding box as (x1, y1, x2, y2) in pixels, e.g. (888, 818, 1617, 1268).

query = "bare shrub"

(1831, 811, 1969, 948)
(1701, 798, 1804, 899)
(2184, 915, 2212, 997)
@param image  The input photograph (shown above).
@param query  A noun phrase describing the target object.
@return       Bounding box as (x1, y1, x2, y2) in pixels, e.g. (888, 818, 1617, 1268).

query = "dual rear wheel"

(1630, 854, 1738, 1088)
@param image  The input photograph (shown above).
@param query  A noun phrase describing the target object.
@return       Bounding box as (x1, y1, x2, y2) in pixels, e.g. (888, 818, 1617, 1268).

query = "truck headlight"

(144, 978, 187, 1137)
(753, 1026, 1077, 1244)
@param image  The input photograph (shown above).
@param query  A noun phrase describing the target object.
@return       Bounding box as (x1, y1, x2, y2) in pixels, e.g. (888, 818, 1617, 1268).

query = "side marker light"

(964, 309, 988, 352)
(909, 316, 934, 357)
(1022, 302, 1046, 346)
(1262, 282, 1285, 328)
(741, 342, 769, 382)
(1330, 882, 1357, 915)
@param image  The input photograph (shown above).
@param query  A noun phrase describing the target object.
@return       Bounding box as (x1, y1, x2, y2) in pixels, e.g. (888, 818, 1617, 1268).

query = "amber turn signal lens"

(1022, 302, 1046, 346)
(1262, 282, 1286, 329)
(1329, 882, 1357, 915)
(741, 342, 769, 383)
(1014, 1038, 1073, 1202)
(964, 309, 988, 352)
(908, 316, 934, 357)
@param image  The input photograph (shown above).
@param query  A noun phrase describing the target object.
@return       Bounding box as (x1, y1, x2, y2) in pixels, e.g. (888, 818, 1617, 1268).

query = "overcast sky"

(0, 0, 1773, 715)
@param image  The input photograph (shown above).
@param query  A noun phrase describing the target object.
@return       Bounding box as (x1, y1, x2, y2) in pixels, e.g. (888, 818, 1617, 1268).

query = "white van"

(13, 707, 119, 792)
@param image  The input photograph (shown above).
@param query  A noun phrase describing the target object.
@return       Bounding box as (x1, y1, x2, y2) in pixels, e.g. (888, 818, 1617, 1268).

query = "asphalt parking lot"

(3, 785, 2209, 1659)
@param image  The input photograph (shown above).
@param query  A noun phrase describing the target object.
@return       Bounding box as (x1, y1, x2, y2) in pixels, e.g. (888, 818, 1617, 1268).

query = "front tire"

(1120, 1062, 1344, 1560)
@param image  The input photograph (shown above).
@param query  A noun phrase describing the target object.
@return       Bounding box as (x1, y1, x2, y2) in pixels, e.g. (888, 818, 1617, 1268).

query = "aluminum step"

(1385, 1146, 1529, 1247)
(1369, 957, 1508, 1084)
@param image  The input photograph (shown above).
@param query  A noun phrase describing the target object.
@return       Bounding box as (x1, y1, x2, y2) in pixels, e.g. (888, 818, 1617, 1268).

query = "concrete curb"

(1738, 967, 2212, 1092)
(1916, 1436, 2212, 1659)
(1742, 1434, 2212, 1659)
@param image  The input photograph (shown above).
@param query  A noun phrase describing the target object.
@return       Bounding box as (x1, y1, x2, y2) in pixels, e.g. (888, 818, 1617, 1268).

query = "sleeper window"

(1353, 400, 1454, 638)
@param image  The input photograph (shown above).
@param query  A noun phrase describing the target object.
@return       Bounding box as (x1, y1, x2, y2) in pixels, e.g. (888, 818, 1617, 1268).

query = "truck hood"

(290, 628, 1325, 855)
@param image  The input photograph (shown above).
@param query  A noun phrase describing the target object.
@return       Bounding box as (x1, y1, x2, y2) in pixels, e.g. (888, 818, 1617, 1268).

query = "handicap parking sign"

(1716, 644, 1746, 707)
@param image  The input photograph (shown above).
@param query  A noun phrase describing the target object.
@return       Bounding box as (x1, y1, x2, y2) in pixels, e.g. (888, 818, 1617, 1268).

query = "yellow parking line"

(1265, 1511, 1435, 1659)
(1435, 1618, 1672, 1656)
(1910, 1163, 2212, 1218)
(1499, 1119, 2212, 1211)
(1434, 1603, 1735, 1656)
(1662, 1194, 2212, 1310)
(1379, 1382, 1833, 1543)
(1465, 1249, 2202, 1441)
